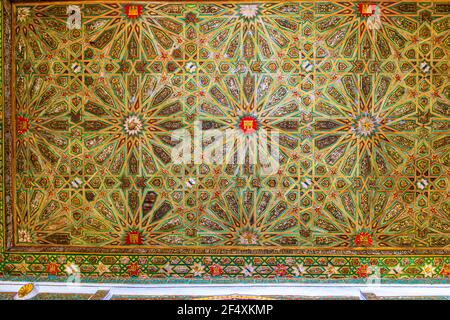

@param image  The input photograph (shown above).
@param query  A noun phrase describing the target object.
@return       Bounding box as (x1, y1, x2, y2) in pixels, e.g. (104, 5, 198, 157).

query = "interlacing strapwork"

(11, 2, 450, 254)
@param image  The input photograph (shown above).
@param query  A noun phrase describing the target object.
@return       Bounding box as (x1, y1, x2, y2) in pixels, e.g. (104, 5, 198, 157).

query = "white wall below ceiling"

(1, 281, 450, 299)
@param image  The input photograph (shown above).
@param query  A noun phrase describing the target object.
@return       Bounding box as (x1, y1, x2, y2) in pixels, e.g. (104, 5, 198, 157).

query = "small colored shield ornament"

(358, 3, 376, 17)
(209, 264, 223, 277)
(440, 264, 450, 278)
(125, 230, 144, 245)
(127, 262, 141, 276)
(124, 5, 143, 19)
(354, 232, 373, 247)
(239, 116, 258, 134)
(356, 264, 370, 278)
(17, 116, 30, 135)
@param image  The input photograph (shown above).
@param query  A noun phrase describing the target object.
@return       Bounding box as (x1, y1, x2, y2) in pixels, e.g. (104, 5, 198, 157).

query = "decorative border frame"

(1, 0, 450, 283)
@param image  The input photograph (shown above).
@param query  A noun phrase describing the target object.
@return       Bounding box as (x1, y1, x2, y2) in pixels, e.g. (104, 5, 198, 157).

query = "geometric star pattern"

(1, 1, 450, 281)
